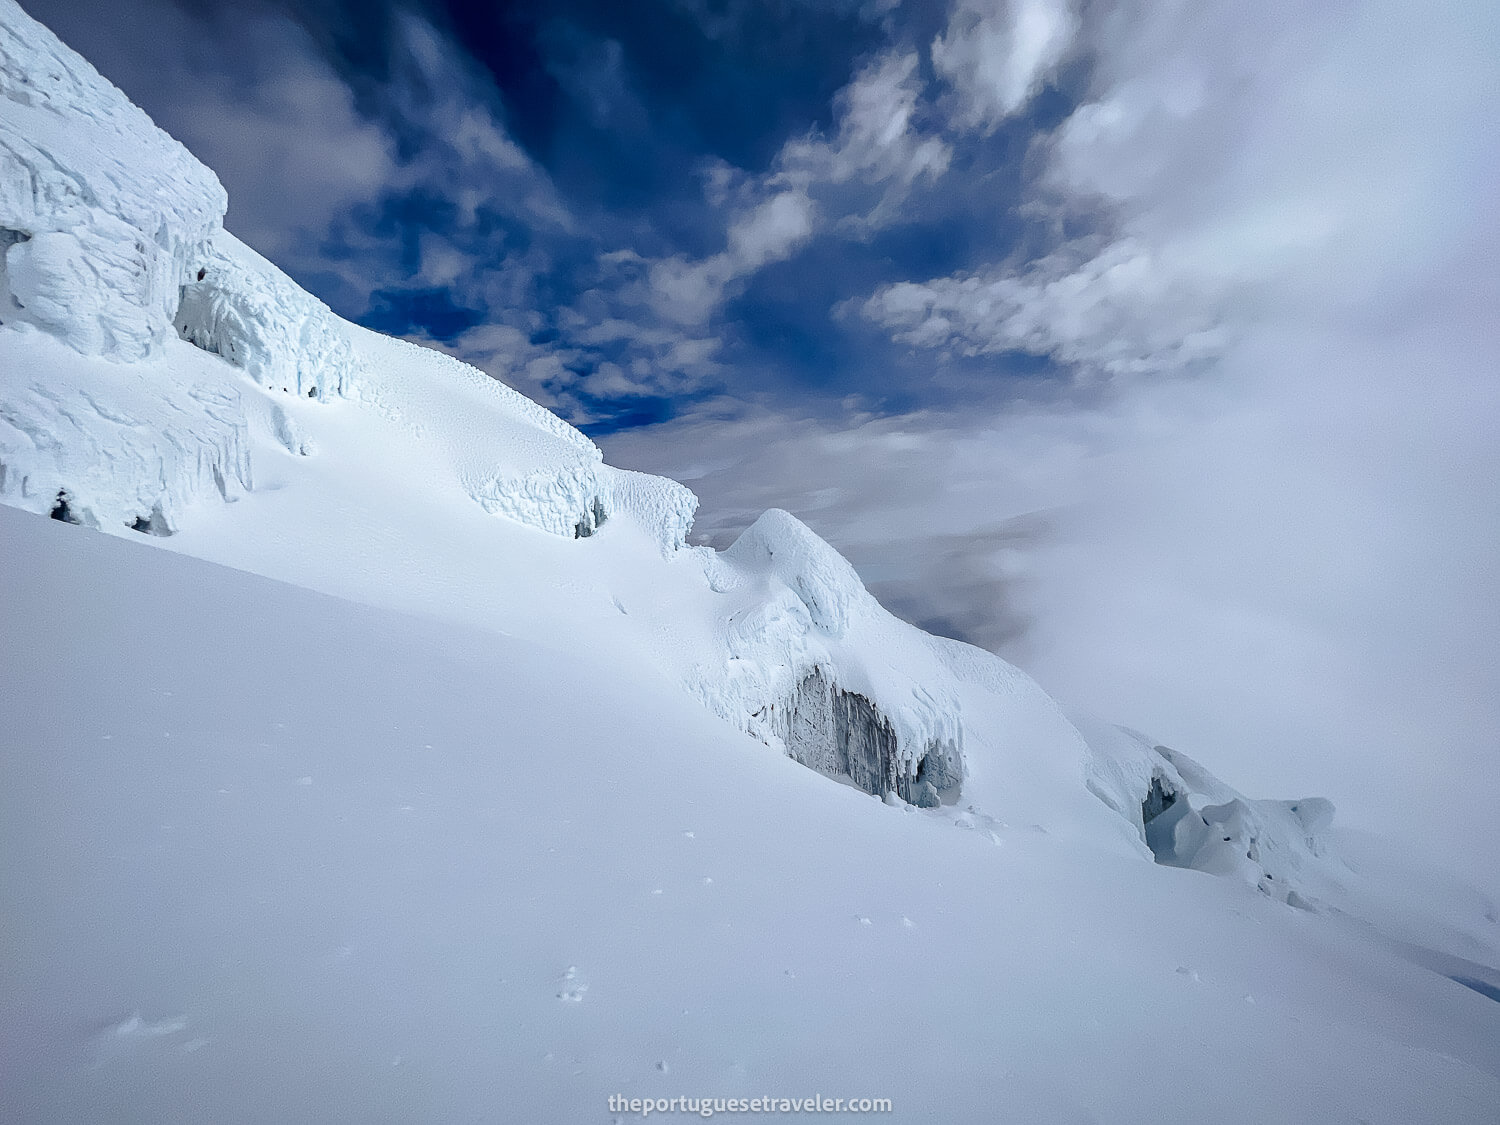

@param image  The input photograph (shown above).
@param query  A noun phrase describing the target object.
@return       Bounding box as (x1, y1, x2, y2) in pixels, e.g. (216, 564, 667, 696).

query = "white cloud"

(932, 0, 1079, 131)
(646, 190, 817, 325)
(642, 49, 951, 326)
(777, 51, 951, 206)
(861, 237, 1231, 376)
(727, 190, 819, 268)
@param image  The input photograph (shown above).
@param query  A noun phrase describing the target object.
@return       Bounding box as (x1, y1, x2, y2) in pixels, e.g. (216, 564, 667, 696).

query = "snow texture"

(174, 232, 358, 401)
(0, 0, 224, 358)
(7, 504, 1499, 1125)
(602, 465, 698, 554)
(1072, 714, 1342, 906)
(0, 330, 252, 533)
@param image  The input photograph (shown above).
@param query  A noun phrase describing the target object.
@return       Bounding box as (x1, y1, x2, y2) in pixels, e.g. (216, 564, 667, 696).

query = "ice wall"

(174, 233, 358, 401)
(764, 666, 963, 806)
(0, 0, 225, 358)
(0, 4, 698, 550)
(603, 466, 698, 553)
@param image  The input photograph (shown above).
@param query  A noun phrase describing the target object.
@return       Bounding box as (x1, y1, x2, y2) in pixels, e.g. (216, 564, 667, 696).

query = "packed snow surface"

(6, 506, 1500, 1125)
(3, 2, 1499, 1121)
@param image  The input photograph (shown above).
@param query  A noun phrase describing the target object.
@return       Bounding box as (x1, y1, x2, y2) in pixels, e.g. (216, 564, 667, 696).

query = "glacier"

(2, 2, 1497, 1121)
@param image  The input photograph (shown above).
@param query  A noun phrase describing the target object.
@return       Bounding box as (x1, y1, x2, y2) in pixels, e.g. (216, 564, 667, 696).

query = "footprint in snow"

(91, 1012, 190, 1064)
(557, 966, 589, 1002)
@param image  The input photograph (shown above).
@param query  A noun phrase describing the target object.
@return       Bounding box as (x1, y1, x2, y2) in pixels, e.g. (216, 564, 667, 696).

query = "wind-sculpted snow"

(0, 330, 251, 533)
(0, 0, 224, 358)
(471, 460, 609, 539)
(340, 327, 624, 542)
(0, 0, 658, 548)
(602, 466, 698, 554)
(175, 233, 357, 401)
(723, 507, 868, 635)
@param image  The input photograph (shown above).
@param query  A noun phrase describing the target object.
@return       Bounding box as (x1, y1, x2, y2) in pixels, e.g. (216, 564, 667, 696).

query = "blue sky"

(24, 0, 1500, 891)
(28, 0, 1090, 435)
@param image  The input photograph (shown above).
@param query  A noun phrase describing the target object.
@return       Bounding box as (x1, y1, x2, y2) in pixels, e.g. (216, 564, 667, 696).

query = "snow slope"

(5, 505, 1500, 1125)
(2, 2, 1499, 1119)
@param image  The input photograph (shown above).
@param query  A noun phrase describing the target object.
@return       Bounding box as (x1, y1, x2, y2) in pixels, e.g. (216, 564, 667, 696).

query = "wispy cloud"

(933, 0, 1079, 130)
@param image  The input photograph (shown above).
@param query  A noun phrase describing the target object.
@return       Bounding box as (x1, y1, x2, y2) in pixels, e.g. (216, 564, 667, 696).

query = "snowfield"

(2, 1, 1498, 1120)
(6, 505, 1500, 1124)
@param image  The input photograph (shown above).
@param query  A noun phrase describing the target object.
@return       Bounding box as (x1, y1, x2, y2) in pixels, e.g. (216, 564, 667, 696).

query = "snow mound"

(724, 507, 870, 634)
(0, 0, 224, 358)
(174, 232, 358, 401)
(696, 509, 967, 804)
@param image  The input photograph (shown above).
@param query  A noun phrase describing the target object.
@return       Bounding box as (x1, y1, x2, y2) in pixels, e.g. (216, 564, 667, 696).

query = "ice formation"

(0, 331, 254, 533)
(174, 232, 357, 401)
(0, 0, 223, 358)
(699, 509, 969, 805)
(1072, 714, 1340, 906)
(0, 0, 1355, 883)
